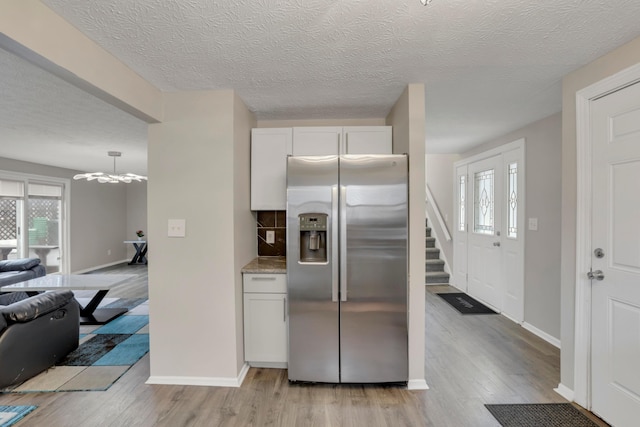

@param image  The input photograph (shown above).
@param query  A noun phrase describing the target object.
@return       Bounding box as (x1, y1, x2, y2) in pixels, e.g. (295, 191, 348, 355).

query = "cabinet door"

(251, 128, 292, 210)
(244, 293, 287, 363)
(343, 126, 392, 154)
(292, 127, 341, 155)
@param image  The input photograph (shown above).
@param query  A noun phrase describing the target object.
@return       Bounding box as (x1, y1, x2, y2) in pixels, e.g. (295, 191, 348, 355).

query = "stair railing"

(425, 184, 451, 241)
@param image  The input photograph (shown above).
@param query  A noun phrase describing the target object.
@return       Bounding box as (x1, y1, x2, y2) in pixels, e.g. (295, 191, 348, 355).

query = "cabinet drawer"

(243, 273, 287, 293)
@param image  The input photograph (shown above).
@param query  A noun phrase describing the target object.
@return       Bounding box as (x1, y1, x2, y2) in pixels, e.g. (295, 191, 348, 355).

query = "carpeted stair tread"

(425, 259, 445, 272)
(425, 271, 450, 284)
(425, 248, 441, 259)
(424, 218, 448, 284)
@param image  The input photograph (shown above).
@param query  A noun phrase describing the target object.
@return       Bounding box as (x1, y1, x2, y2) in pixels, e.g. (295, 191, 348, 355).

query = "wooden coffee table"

(1, 274, 136, 325)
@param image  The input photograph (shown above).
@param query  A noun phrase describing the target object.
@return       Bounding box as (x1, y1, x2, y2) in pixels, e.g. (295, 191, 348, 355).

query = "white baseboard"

(522, 322, 561, 349)
(249, 361, 287, 369)
(146, 363, 250, 388)
(71, 259, 130, 275)
(554, 383, 575, 402)
(407, 379, 429, 390)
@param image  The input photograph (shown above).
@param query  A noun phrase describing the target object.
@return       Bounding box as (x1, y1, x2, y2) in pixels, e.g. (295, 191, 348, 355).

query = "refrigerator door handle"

(340, 185, 347, 302)
(331, 186, 339, 302)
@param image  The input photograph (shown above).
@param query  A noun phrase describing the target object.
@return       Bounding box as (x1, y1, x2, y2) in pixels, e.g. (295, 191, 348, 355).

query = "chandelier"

(73, 151, 147, 184)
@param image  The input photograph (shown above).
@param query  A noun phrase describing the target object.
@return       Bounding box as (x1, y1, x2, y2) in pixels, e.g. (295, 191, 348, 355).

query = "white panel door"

(591, 81, 640, 426)
(452, 164, 468, 291)
(467, 156, 502, 310)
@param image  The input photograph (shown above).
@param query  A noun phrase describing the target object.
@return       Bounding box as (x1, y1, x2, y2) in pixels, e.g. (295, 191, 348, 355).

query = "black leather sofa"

(0, 290, 79, 388)
(0, 258, 46, 305)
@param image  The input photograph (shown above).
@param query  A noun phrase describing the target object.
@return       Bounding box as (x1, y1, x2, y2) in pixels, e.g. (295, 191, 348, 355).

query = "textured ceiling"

(3, 0, 640, 173)
(0, 48, 148, 174)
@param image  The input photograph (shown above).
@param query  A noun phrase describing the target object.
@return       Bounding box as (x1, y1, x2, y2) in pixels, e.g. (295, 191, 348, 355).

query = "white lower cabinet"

(243, 274, 287, 368)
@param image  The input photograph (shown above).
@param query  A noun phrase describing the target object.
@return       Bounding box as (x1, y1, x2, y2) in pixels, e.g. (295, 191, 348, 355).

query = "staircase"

(425, 219, 450, 284)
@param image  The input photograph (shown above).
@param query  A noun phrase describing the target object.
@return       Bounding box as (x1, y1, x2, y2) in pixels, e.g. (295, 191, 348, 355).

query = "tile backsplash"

(257, 211, 286, 256)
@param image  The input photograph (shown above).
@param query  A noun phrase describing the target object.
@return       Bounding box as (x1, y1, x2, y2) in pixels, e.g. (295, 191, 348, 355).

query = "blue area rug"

(93, 314, 149, 334)
(2, 300, 149, 393)
(0, 406, 37, 427)
(94, 333, 149, 366)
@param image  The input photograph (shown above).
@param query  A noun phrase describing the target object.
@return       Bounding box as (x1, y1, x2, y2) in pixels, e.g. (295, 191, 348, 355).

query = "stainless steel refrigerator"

(286, 154, 408, 383)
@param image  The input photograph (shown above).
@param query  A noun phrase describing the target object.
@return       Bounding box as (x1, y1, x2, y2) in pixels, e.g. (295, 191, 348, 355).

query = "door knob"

(493, 242, 501, 247)
(587, 270, 605, 281)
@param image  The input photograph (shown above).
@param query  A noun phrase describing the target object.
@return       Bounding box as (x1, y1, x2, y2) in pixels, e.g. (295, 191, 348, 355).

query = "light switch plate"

(528, 218, 538, 231)
(266, 230, 275, 244)
(168, 219, 186, 237)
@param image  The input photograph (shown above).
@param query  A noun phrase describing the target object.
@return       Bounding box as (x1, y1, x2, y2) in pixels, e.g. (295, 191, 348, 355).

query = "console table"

(124, 240, 147, 265)
(1, 274, 136, 325)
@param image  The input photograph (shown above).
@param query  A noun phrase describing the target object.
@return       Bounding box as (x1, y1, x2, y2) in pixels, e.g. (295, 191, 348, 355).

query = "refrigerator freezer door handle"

(340, 185, 347, 302)
(331, 186, 339, 302)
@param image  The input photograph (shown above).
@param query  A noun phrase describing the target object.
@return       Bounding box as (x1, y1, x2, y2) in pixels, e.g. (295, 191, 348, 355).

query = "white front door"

(591, 81, 640, 426)
(467, 155, 503, 309)
(500, 149, 524, 322)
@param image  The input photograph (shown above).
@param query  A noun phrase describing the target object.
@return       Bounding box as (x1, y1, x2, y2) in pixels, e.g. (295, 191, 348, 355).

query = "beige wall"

(560, 35, 640, 392)
(0, 156, 130, 272)
(147, 90, 256, 383)
(460, 113, 563, 340)
(386, 84, 426, 386)
(233, 92, 258, 372)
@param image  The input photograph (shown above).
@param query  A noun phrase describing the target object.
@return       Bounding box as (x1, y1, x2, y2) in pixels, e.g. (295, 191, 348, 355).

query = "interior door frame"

(452, 138, 525, 319)
(573, 61, 640, 409)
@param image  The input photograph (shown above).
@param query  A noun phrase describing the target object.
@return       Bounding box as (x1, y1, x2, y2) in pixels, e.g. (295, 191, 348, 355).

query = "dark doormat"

(485, 403, 601, 427)
(436, 292, 497, 314)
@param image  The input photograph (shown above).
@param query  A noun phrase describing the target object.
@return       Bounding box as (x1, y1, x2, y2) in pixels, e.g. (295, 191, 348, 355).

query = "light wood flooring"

(0, 264, 608, 426)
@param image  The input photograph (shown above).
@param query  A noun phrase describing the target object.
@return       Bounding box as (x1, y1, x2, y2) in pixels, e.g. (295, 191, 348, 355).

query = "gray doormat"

(485, 403, 601, 427)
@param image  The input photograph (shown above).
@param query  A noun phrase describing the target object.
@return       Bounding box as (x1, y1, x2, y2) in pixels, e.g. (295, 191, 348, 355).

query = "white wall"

(386, 84, 427, 388)
(560, 34, 640, 393)
(425, 153, 460, 266)
(0, 156, 130, 272)
(461, 113, 562, 340)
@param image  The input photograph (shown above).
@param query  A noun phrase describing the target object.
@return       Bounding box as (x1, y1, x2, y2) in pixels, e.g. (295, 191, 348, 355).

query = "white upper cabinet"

(293, 126, 392, 155)
(292, 127, 342, 155)
(251, 126, 392, 211)
(342, 126, 392, 154)
(251, 128, 293, 211)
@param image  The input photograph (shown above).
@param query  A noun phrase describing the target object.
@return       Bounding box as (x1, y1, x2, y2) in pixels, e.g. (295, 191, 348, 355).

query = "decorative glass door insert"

(473, 169, 494, 235)
(507, 162, 518, 238)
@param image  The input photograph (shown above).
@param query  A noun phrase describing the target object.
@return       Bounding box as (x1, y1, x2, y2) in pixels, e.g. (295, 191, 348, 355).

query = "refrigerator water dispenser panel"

(299, 213, 328, 263)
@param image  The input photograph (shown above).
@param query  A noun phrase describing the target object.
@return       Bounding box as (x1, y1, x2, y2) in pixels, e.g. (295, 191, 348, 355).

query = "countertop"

(241, 256, 286, 274)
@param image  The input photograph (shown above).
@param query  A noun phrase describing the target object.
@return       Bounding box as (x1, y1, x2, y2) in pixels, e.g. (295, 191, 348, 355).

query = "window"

(0, 175, 67, 273)
(473, 169, 494, 235)
(507, 162, 518, 238)
(0, 179, 24, 261)
(458, 175, 466, 231)
(28, 183, 63, 273)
